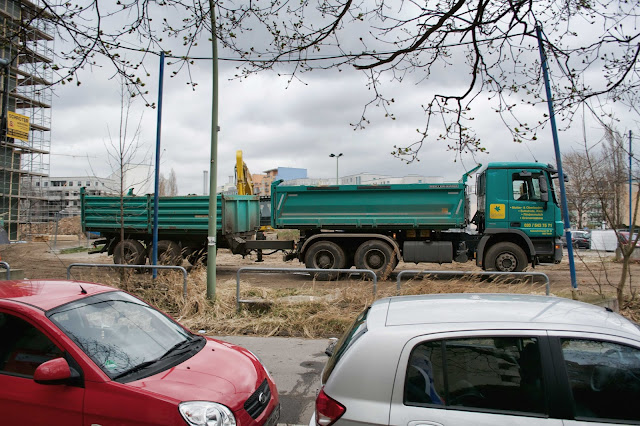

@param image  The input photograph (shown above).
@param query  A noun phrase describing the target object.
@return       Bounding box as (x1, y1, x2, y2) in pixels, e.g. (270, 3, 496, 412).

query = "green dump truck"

(82, 161, 563, 278)
(81, 190, 292, 265)
(273, 162, 563, 278)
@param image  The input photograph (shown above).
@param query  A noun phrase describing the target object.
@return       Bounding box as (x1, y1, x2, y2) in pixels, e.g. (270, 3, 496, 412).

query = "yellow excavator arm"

(235, 150, 254, 196)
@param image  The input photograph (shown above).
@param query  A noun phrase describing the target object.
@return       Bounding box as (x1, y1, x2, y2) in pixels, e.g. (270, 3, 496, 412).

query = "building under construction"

(0, 0, 53, 240)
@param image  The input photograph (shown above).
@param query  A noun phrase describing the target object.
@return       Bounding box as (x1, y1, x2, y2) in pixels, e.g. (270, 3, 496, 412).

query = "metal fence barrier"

(67, 263, 189, 298)
(396, 270, 550, 296)
(0, 261, 10, 280)
(236, 267, 378, 311)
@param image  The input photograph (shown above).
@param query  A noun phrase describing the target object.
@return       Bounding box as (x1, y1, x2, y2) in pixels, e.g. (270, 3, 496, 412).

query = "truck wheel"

(304, 241, 346, 281)
(186, 247, 205, 266)
(149, 240, 183, 266)
(113, 240, 146, 265)
(484, 242, 527, 272)
(354, 240, 396, 280)
(189, 250, 208, 266)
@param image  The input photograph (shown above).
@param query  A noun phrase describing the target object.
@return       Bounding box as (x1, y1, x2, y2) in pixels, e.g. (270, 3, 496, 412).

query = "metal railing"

(67, 263, 189, 298)
(0, 261, 10, 279)
(236, 267, 378, 311)
(396, 270, 550, 296)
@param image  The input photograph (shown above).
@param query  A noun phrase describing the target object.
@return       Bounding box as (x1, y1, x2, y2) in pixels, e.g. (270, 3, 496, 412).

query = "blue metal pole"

(630, 130, 633, 236)
(535, 24, 578, 291)
(152, 51, 165, 279)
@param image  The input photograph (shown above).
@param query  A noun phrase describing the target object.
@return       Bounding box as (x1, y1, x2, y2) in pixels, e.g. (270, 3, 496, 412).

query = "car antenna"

(79, 284, 87, 294)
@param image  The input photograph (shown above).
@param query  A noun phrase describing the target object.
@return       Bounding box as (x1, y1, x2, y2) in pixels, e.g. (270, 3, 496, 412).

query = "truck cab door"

(508, 170, 555, 238)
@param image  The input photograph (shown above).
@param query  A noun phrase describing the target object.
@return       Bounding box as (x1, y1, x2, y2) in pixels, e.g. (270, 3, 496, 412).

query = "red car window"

(0, 313, 63, 377)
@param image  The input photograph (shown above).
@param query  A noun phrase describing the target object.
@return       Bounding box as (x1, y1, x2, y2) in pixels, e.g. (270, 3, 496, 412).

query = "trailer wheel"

(188, 251, 208, 266)
(149, 240, 183, 266)
(484, 242, 527, 272)
(354, 240, 396, 280)
(304, 241, 346, 281)
(113, 240, 146, 265)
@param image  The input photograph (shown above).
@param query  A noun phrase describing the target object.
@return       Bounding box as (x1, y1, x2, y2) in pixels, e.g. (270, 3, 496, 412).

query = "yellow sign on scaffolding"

(7, 111, 30, 141)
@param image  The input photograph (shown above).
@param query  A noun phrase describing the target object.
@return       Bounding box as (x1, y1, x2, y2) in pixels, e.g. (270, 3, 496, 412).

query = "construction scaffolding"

(0, 0, 52, 240)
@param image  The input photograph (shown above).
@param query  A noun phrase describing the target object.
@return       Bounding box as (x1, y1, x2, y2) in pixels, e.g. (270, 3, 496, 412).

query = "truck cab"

(475, 162, 563, 270)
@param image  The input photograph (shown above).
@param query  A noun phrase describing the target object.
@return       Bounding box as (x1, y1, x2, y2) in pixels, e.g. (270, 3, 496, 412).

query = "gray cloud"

(49, 44, 611, 196)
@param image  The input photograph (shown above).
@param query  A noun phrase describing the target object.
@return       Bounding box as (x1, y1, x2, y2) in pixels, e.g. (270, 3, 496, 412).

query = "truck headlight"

(179, 401, 236, 426)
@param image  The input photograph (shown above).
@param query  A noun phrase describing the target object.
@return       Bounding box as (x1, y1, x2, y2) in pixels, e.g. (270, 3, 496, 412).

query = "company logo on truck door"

(489, 204, 505, 219)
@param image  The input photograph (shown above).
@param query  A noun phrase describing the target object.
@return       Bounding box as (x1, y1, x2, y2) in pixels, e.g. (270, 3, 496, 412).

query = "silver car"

(311, 294, 640, 425)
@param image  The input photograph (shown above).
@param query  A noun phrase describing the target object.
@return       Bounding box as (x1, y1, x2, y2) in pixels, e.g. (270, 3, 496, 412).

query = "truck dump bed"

(271, 182, 468, 230)
(81, 192, 260, 236)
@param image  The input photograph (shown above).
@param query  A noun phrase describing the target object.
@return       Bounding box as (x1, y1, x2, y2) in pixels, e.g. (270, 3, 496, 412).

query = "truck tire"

(113, 240, 146, 265)
(149, 240, 183, 266)
(354, 240, 396, 280)
(304, 241, 346, 281)
(484, 242, 528, 272)
(186, 247, 207, 266)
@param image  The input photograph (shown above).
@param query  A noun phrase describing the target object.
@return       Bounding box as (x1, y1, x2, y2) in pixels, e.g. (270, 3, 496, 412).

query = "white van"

(590, 229, 618, 252)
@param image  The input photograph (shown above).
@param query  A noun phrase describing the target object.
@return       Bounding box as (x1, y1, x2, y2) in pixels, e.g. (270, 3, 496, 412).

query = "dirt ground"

(0, 239, 636, 301)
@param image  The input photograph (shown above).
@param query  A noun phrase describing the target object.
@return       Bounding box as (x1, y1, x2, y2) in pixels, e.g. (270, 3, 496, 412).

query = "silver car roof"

(369, 293, 640, 338)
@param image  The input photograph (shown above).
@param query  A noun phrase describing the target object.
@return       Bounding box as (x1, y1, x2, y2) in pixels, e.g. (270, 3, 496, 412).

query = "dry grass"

(69, 267, 574, 338)
(621, 299, 640, 323)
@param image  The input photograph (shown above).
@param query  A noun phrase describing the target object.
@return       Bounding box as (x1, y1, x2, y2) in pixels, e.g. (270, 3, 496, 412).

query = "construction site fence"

(0, 262, 10, 279)
(396, 270, 550, 296)
(236, 267, 378, 312)
(66, 263, 189, 298)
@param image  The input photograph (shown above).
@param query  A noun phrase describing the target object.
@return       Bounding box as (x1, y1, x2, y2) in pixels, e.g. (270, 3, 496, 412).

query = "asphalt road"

(215, 336, 329, 426)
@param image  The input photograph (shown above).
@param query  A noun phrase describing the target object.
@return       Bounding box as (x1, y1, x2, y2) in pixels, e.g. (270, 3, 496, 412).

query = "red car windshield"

(47, 291, 201, 381)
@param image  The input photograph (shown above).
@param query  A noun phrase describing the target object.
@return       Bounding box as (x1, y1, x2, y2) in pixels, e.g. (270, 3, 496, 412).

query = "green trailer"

(273, 162, 564, 278)
(81, 190, 292, 265)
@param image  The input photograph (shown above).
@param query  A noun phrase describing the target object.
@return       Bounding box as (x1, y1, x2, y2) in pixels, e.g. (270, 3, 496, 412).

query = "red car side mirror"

(34, 357, 72, 385)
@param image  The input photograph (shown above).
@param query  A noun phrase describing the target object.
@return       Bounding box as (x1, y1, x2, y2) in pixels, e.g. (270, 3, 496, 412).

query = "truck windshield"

(322, 306, 370, 384)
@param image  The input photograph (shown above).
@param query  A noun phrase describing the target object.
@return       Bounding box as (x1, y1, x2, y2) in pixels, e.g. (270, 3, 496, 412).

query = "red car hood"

(128, 338, 264, 409)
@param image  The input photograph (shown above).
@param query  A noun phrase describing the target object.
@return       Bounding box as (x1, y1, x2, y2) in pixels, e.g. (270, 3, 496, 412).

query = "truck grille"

(244, 379, 271, 419)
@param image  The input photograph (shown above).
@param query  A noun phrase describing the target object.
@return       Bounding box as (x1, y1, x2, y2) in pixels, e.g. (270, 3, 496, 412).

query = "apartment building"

(35, 175, 118, 218)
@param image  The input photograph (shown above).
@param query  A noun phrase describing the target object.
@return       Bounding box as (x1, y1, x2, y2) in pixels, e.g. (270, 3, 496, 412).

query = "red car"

(0, 280, 279, 426)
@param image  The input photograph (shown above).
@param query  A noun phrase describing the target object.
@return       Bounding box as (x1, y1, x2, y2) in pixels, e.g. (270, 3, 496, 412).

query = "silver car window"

(322, 306, 369, 384)
(405, 337, 546, 415)
(560, 338, 640, 422)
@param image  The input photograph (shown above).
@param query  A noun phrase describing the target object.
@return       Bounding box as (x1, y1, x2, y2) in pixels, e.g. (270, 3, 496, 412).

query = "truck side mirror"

(539, 176, 549, 203)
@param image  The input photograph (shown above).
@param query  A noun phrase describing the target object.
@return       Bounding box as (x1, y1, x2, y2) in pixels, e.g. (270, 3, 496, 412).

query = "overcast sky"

(47, 11, 634, 196)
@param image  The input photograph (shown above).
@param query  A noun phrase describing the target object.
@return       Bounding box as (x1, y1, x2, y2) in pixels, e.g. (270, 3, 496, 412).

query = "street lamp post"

(329, 153, 343, 185)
